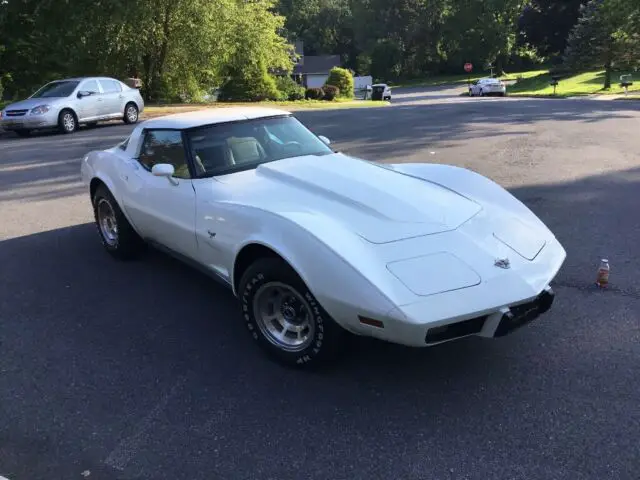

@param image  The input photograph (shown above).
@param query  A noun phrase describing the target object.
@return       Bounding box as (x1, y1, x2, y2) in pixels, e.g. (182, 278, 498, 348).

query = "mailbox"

(620, 74, 633, 88)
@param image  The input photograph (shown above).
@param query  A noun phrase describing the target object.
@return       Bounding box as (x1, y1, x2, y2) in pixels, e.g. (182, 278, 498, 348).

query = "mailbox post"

(464, 63, 473, 93)
(620, 74, 633, 95)
(550, 75, 560, 95)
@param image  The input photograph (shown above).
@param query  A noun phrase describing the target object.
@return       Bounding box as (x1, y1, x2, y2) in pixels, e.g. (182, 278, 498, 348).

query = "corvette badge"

(494, 258, 511, 269)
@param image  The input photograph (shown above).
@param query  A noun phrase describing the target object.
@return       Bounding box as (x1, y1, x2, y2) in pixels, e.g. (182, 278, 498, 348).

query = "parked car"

(371, 83, 392, 101)
(81, 107, 566, 368)
(0, 76, 144, 137)
(469, 77, 507, 97)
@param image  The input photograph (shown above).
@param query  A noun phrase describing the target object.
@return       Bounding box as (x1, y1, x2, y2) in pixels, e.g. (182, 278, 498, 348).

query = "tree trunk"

(604, 60, 612, 89)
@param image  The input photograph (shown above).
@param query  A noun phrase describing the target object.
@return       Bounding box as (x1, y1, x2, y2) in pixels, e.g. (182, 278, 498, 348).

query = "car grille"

(5, 110, 28, 117)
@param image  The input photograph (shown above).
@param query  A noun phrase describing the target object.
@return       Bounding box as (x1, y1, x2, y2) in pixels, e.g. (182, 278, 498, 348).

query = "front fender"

(226, 206, 401, 331)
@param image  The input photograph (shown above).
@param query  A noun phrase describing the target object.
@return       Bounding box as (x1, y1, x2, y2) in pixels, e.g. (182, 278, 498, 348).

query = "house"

(276, 40, 342, 88)
(293, 54, 342, 88)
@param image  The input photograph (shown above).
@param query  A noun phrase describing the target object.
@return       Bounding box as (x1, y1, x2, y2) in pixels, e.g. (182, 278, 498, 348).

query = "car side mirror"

(77, 91, 91, 99)
(318, 135, 331, 146)
(151, 163, 178, 185)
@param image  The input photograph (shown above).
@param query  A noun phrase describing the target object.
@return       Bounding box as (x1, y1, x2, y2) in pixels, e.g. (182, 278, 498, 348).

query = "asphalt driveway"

(1, 96, 639, 479)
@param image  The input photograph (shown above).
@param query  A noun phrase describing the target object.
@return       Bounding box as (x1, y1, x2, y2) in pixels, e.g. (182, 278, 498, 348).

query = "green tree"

(325, 66, 354, 97)
(564, 0, 640, 89)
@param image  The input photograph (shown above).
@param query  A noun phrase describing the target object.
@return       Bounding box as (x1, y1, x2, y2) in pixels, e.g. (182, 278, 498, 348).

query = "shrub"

(305, 87, 324, 100)
(325, 67, 354, 98)
(219, 67, 280, 102)
(322, 85, 339, 100)
(275, 76, 305, 101)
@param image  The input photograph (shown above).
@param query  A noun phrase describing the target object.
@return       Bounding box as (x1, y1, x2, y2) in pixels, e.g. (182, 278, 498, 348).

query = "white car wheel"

(238, 257, 347, 367)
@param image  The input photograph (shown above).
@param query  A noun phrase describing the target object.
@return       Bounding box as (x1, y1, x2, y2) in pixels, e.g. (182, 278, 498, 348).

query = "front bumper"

(425, 286, 555, 344)
(354, 285, 558, 348)
(1, 111, 59, 130)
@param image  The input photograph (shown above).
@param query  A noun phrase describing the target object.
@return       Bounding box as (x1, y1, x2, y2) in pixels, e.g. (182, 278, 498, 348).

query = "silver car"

(0, 76, 144, 137)
(468, 77, 507, 97)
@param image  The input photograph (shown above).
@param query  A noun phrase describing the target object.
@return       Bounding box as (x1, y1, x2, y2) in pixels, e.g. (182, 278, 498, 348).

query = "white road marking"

(104, 375, 187, 471)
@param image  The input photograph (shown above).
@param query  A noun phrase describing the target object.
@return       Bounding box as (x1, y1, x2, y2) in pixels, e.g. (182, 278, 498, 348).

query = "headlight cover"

(31, 105, 51, 115)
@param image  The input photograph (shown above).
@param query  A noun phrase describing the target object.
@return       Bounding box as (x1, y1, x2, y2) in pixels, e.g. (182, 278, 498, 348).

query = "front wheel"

(238, 257, 347, 368)
(58, 109, 77, 134)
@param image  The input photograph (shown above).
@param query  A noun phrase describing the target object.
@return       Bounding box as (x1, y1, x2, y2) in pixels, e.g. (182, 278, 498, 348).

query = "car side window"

(81, 80, 100, 94)
(138, 130, 191, 179)
(100, 80, 122, 94)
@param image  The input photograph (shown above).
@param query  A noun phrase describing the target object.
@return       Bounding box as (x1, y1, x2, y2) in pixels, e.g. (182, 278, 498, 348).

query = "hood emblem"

(494, 258, 511, 269)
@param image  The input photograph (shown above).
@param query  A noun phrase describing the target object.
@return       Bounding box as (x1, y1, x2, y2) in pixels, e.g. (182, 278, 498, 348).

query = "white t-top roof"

(141, 107, 292, 130)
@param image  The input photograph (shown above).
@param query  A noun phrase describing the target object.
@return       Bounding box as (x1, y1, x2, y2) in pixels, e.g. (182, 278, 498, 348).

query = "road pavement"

(1, 92, 640, 480)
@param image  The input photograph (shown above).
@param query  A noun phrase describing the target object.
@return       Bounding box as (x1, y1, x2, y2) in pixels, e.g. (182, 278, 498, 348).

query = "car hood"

(215, 153, 482, 244)
(2, 97, 66, 111)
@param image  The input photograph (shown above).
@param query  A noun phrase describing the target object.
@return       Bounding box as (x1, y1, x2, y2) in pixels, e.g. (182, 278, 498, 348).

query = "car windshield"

(30, 81, 80, 98)
(187, 115, 333, 177)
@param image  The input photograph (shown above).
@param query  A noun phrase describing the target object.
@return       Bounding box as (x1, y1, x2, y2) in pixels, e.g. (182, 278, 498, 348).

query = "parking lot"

(1, 93, 639, 479)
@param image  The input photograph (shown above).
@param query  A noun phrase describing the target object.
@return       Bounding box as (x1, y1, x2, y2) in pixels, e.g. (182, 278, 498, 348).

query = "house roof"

(293, 55, 341, 75)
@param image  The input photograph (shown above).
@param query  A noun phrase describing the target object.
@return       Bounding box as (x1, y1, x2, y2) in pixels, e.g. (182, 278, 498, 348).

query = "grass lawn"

(143, 98, 389, 119)
(507, 70, 640, 97)
(395, 69, 547, 88)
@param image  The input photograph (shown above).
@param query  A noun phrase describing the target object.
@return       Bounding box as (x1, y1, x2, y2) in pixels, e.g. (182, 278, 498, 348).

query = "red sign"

(464, 63, 473, 73)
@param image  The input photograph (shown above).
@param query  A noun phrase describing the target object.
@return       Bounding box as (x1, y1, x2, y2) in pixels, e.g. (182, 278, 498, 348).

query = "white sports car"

(81, 107, 566, 367)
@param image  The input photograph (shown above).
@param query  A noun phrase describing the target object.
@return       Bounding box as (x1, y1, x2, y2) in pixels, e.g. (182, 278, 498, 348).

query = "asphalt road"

(1, 92, 640, 480)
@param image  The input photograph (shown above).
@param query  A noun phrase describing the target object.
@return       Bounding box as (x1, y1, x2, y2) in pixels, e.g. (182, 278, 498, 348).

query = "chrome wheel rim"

(252, 282, 315, 352)
(63, 113, 75, 131)
(96, 198, 118, 246)
(126, 106, 138, 122)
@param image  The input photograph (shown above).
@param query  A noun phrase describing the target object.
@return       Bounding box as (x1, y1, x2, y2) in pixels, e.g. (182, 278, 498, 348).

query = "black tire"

(14, 129, 31, 137)
(238, 257, 347, 368)
(58, 109, 77, 134)
(92, 185, 145, 260)
(123, 102, 139, 124)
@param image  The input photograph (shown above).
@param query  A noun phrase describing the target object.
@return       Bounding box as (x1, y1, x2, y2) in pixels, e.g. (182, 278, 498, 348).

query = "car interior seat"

(226, 136, 266, 165)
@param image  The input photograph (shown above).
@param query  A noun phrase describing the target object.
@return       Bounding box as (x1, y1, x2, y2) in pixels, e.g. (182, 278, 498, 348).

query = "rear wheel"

(123, 102, 139, 124)
(92, 185, 145, 260)
(58, 109, 77, 134)
(238, 257, 347, 368)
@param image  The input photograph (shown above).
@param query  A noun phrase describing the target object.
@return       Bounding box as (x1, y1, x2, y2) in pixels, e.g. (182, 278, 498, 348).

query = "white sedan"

(469, 77, 507, 97)
(80, 107, 566, 367)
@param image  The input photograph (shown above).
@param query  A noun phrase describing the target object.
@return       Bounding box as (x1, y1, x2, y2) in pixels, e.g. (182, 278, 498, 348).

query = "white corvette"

(81, 107, 566, 367)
